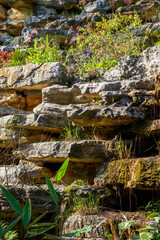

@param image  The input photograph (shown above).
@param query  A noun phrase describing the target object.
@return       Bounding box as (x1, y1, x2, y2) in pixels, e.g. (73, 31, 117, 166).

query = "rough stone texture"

(63, 213, 106, 239)
(95, 156, 160, 190)
(0, 162, 53, 185)
(103, 45, 160, 89)
(0, 105, 27, 116)
(7, 8, 33, 36)
(0, 90, 26, 110)
(24, 90, 42, 111)
(0, 113, 68, 132)
(8, 0, 34, 9)
(34, 0, 79, 9)
(22, 27, 76, 45)
(0, 62, 67, 89)
(116, 0, 160, 21)
(13, 140, 115, 163)
(0, 5, 7, 20)
(0, 0, 8, 6)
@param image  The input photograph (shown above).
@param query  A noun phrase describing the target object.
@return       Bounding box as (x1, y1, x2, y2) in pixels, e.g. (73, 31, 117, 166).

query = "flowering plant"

(0, 51, 12, 67)
(65, 13, 148, 80)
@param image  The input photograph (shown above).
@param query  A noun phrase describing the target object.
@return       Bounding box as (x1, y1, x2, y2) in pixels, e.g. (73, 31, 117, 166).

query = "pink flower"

(87, 27, 91, 31)
(97, 50, 100, 56)
(91, 69, 96, 74)
(81, 36, 84, 39)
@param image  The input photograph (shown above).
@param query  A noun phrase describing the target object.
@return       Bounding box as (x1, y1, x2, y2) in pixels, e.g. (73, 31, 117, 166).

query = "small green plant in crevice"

(116, 136, 133, 159)
(0, 158, 91, 239)
(60, 122, 80, 141)
(70, 191, 100, 215)
(7, 35, 62, 67)
(65, 179, 86, 194)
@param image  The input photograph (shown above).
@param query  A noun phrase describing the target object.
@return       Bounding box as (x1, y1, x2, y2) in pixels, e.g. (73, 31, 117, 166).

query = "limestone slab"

(0, 62, 67, 89)
(13, 140, 112, 163)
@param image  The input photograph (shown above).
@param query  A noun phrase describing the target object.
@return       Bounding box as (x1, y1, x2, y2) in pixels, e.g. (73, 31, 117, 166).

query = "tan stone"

(0, 90, 26, 110)
(7, 8, 33, 36)
(0, 5, 7, 20)
(0, 62, 67, 89)
(0, 0, 9, 6)
(25, 90, 42, 111)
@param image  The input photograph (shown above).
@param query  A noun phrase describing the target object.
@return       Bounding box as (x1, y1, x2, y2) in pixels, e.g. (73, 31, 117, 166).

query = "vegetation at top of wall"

(64, 12, 157, 80)
(0, 12, 159, 83)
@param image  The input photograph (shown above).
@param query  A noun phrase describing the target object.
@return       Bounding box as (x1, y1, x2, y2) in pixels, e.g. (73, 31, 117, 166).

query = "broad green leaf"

(25, 226, 55, 238)
(23, 200, 31, 227)
(146, 225, 158, 233)
(147, 212, 158, 219)
(118, 220, 135, 230)
(1, 186, 23, 216)
(0, 224, 3, 238)
(154, 217, 160, 224)
(3, 216, 21, 235)
(46, 175, 58, 205)
(139, 232, 154, 240)
(56, 158, 69, 182)
(27, 211, 47, 229)
(62, 225, 91, 237)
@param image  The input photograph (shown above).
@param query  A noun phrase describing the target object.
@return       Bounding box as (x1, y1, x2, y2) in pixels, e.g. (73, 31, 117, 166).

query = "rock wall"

(0, 1, 160, 239)
(0, 44, 159, 239)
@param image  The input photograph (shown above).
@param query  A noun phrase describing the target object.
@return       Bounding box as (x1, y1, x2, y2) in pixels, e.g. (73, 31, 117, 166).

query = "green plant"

(8, 35, 62, 67)
(70, 191, 100, 215)
(65, 12, 146, 79)
(0, 222, 18, 240)
(7, 49, 27, 67)
(0, 158, 91, 239)
(60, 122, 80, 141)
(118, 201, 160, 240)
(116, 136, 133, 159)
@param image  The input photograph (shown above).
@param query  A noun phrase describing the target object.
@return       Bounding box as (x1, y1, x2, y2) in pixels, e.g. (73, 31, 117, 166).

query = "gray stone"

(22, 27, 76, 45)
(0, 105, 27, 116)
(0, 62, 67, 90)
(103, 45, 160, 90)
(0, 163, 53, 185)
(33, 6, 57, 16)
(34, 0, 79, 9)
(13, 140, 114, 163)
(0, 113, 68, 132)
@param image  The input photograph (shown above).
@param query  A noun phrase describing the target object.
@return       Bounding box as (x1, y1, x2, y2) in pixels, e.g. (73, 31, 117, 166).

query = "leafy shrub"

(64, 13, 149, 79)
